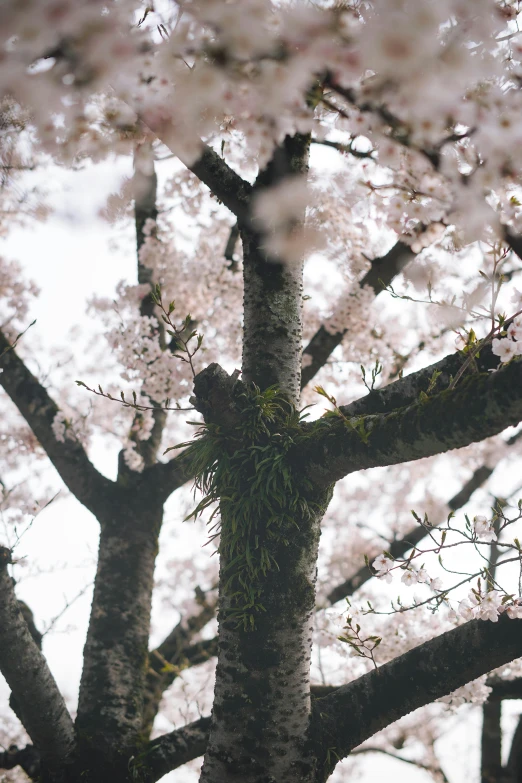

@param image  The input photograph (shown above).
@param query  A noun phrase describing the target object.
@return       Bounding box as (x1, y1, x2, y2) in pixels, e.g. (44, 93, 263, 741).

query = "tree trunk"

(74, 496, 163, 782)
(199, 483, 332, 783)
(198, 131, 324, 783)
(482, 701, 503, 783)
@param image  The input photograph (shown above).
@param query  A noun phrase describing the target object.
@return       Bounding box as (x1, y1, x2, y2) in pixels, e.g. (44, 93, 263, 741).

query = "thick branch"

(141, 446, 196, 504)
(144, 118, 253, 221)
(0, 548, 75, 774)
(507, 713, 522, 783)
(0, 329, 117, 517)
(350, 745, 449, 782)
(488, 676, 522, 701)
(141, 717, 211, 782)
(314, 614, 522, 780)
(312, 676, 522, 701)
(0, 744, 40, 780)
(299, 359, 522, 489)
(301, 240, 416, 389)
(189, 146, 253, 223)
(505, 227, 522, 263)
(119, 142, 166, 475)
(339, 338, 501, 420)
(481, 701, 502, 783)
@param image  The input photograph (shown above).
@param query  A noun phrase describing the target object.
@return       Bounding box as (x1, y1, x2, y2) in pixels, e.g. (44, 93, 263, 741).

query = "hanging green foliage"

(172, 384, 319, 630)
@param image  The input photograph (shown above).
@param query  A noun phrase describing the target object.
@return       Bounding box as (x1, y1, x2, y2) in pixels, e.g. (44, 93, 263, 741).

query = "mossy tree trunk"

(199, 485, 332, 783)
(197, 133, 329, 783)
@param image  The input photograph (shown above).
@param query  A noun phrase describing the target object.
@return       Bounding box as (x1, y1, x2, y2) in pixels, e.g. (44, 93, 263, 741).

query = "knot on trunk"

(190, 363, 244, 430)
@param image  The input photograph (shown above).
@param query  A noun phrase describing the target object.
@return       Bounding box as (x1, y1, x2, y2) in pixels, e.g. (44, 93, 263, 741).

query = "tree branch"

(141, 595, 216, 738)
(326, 462, 495, 605)
(506, 712, 522, 782)
(241, 132, 312, 404)
(350, 745, 449, 782)
(314, 614, 522, 781)
(143, 118, 253, 222)
(0, 744, 40, 780)
(488, 676, 522, 701)
(141, 445, 196, 504)
(117, 142, 166, 478)
(312, 676, 522, 701)
(301, 240, 416, 389)
(0, 329, 118, 517)
(0, 547, 75, 775)
(300, 357, 522, 489)
(505, 227, 522, 263)
(481, 701, 502, 783)
(140, 716, 211, 782)
(312, 138, 376, 160)
(338, 325, 506, 422)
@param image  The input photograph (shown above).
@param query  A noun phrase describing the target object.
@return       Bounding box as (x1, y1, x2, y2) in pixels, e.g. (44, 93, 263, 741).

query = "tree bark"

(241, 226, 305, 405)
(198, 132, 325, 783)
(314, 614, 522, 781)
(507, 714, 522, 783)
(0, 329, 116, 518)
(299, 358, 522, 489)
(481, 701, 503, 783)
(199, 485, 333, 783)
(75, 495, 163, 780)
(241, 133, 311, 406)
(0, 548, 75, 780)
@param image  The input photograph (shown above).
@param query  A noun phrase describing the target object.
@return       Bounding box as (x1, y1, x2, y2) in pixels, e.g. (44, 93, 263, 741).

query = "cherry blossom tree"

(3, 2, 522, 783)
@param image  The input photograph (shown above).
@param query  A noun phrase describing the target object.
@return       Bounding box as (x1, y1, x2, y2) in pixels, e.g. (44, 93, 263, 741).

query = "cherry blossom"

(473, 515, 496, 542)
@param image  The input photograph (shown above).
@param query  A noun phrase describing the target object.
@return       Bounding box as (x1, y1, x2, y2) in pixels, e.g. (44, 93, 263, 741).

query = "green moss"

(183, 384, 322, 630)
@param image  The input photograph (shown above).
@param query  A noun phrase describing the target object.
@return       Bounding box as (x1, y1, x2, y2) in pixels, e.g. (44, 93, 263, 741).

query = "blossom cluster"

(439, 677, 493, 708)
(473, 514, 496, 542)
(1, 0, 522, 249)
(492, 316, 522, 363)
(0, 256, 39, 328)
(372, 553, 442, 592)
(373, 545, 522, 622)
(51, 411, 78, 444)
(458, 590, 522, 622)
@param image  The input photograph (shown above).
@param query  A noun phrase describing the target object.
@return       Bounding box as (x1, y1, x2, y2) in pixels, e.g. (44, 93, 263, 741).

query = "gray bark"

(75, 498, 163, 777)
(315, 614, 522, 781)
(0, 329, 116, 518)
(241, 133, 311, 405)
(241, 227, 305, 404)
(199, 487, 332, 783)
(0, 547, 75, 777)
(299, 359, 522, 489)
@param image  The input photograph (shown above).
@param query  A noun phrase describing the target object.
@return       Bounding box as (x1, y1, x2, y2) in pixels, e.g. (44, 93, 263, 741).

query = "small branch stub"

(190, 363, 244, 429)
(0, 545, 12, 569)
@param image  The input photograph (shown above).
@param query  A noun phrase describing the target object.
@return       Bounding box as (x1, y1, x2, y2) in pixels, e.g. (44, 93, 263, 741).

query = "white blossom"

(491, 337, 518, 363)
(473, 515, 496, 542)
(373, 554, 394, 583)
(459, 590, 503, 623)
(401, 569, 418, 586)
